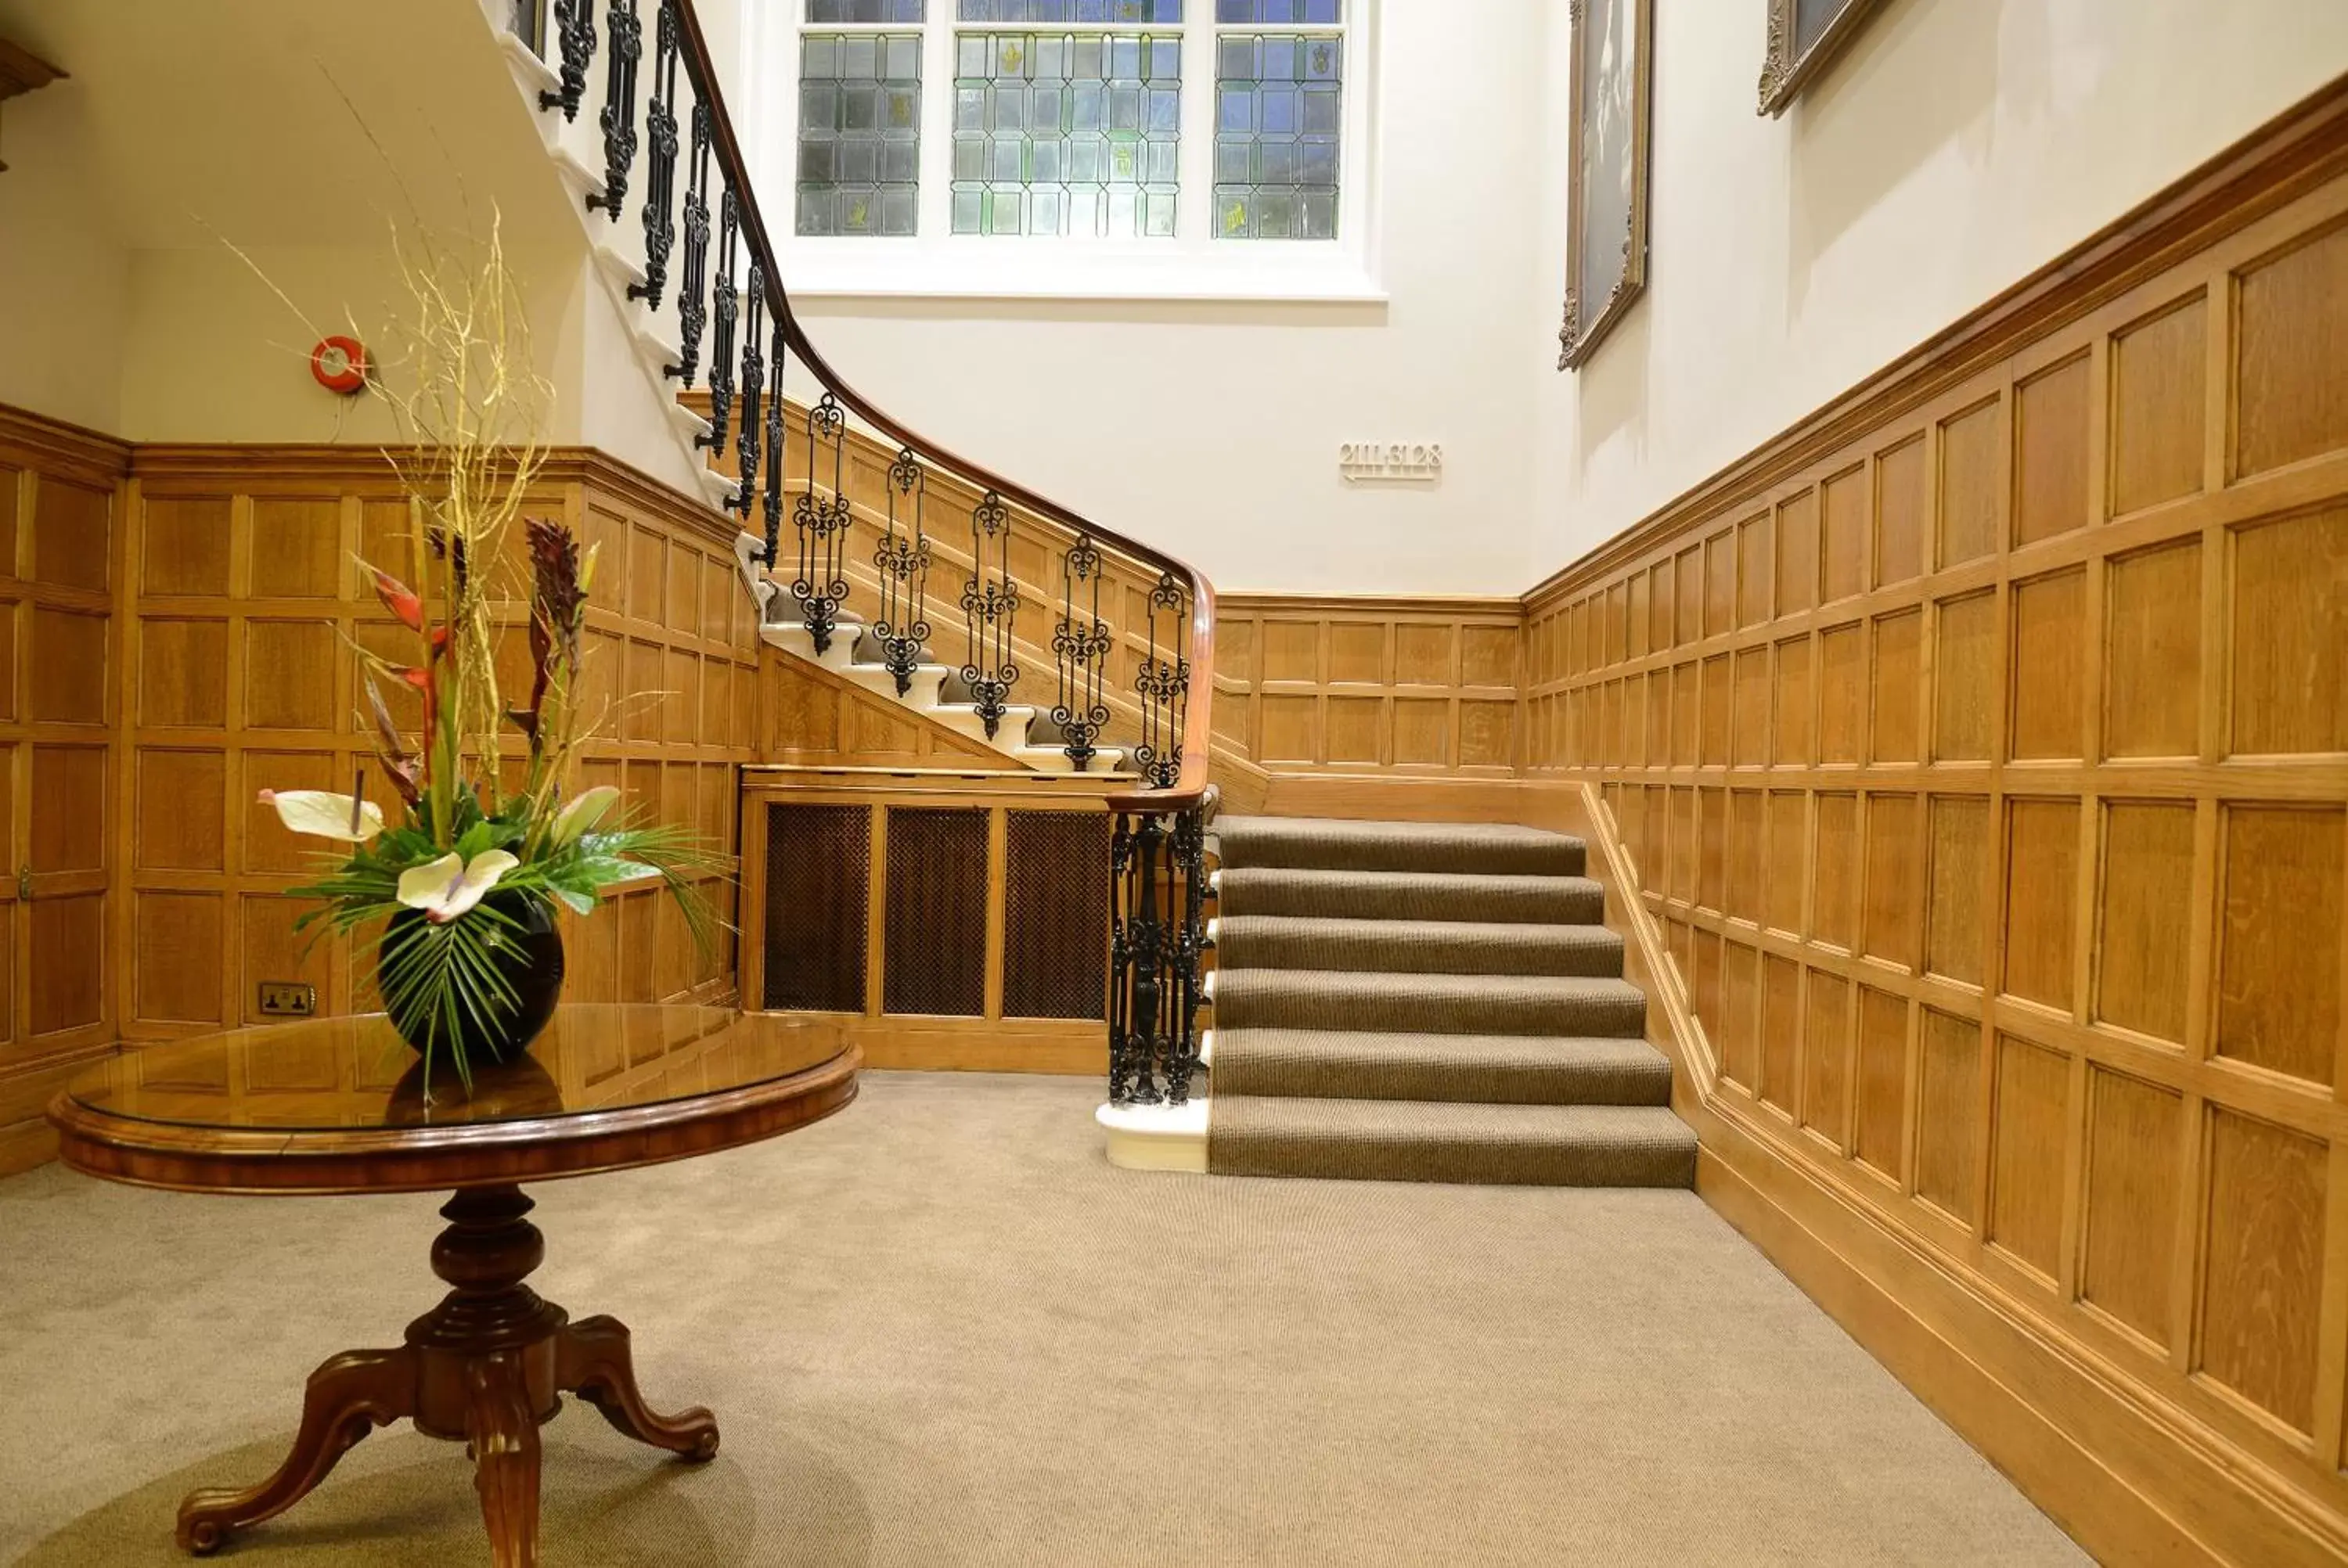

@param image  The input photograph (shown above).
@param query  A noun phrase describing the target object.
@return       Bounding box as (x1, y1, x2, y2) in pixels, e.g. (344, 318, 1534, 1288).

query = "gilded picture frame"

(1757, 0, 1892, 117)
(1558, 0, 1655, 372)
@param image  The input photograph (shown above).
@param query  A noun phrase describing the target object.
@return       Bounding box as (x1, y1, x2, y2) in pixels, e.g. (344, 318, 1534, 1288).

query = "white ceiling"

(0, 0, 576, 250)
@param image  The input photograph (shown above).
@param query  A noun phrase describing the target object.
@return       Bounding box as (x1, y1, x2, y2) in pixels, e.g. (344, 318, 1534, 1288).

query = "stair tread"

(1212, 1029, 1672, 1106)
(1215, 914, 1622, 976)
(1218, 969, 1643, 1002)
(1218, 866, 1604, 926)
(1215, 815, 1586, 876)
(1207, 1096, 1695, 1187)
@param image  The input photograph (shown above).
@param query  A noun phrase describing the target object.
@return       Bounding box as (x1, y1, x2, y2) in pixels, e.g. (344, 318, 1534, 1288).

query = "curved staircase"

(1201, 816, 1698, 1187)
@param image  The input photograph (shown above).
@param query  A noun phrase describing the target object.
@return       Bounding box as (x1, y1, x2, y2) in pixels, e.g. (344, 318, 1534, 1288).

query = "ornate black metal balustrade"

(522, 0, 1214, 1109)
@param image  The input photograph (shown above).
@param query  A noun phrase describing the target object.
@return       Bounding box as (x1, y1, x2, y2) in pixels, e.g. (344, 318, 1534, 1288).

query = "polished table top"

(49, 1005, 862, 1196)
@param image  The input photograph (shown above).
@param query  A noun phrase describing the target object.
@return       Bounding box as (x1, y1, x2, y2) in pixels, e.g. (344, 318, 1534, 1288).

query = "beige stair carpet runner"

(1206, 816, 1697, 1187)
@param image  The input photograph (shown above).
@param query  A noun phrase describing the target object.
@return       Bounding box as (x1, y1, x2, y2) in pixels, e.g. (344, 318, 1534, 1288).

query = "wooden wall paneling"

(1513, 103, 2348, 1562)
(1215, 595, 1524, 777)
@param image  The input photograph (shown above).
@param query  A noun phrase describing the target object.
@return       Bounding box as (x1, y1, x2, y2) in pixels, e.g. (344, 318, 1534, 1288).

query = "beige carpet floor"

(0, 1071, 2085, 1566)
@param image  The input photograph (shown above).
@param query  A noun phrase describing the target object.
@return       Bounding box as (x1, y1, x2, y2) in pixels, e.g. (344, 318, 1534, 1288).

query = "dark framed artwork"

(1558, 0, 1654, 371)
(1757, 0, 1892, 116)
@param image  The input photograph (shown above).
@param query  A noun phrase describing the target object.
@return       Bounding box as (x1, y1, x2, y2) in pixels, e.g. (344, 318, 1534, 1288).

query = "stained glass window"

(1214, 0, 1338, 20)
(953, 32, 1182, 236)
(1213, 28, 1341, 239)
(797, 31, 924, 236)
(810, 0, 927, 20)
(960, 1, 1184, 21)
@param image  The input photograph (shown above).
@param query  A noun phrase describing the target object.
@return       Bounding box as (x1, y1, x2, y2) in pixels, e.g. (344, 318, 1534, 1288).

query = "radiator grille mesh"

(1003, 810, 1109, 1020)
(883, 807, 989, 1017)
(762, 803, 870, 1012)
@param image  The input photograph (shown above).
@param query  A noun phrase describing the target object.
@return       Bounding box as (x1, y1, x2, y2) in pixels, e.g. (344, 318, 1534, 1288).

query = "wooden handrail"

(667, 0, 1214, 813)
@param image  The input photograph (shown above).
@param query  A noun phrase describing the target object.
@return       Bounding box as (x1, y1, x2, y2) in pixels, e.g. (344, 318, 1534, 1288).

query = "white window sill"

(773, 246, 1387, 305)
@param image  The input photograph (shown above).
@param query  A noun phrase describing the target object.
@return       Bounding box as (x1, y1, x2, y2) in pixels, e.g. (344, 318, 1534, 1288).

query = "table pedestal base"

(176, 1185, 716, 1567)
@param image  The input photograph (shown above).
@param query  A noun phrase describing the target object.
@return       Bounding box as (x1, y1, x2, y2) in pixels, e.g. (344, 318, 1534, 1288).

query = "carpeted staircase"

(1203, 816, 1698, 1187)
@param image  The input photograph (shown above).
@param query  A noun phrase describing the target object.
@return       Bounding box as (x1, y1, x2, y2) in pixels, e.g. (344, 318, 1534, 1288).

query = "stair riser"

(1218, 930, 1624, 978)
(1206, 1138, 1696, 1188)
(1215, 987, 1647, 1038)
(1218, 841, 1586, 877)
(1219, 876, 1604, 926)
(1213, 1056, 1672, 1107)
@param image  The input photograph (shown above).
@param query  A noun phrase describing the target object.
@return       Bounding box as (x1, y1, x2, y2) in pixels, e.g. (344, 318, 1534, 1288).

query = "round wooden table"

(47, 1004, 859, 1567)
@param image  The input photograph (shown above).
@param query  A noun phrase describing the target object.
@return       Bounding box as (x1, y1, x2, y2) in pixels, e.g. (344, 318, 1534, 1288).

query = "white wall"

(759, 0, 1553, 596)
(1529, 0, 2348, 576)
(0, 81, 128, 434)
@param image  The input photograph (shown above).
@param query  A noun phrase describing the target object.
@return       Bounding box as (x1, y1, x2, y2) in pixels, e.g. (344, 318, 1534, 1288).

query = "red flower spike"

(368, 567, 427, 633)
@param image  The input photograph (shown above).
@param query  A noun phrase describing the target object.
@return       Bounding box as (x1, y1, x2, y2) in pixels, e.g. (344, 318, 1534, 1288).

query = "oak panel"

(140, 618, 228, 728)
(135, 749, 227, 872)
(243, 620, 338, 732)
(1804, 967, 1851, 1145)
(2009, 568, 2086, 761)
(1870, 609, 1921, 764)
(2096, 801, 2195, 1044)
(249, 498, 342, 598)
(1916, 1007, 1982, 1223)
(2080, 1066, 2181, 1347)
(1939, 397, 2002, 567)
(1723, 940, 1760, 1094)
(1988, 1033, 2069, 1280)
(1854, 985, 1907, 1178)
(1817, 623, 1864, 764)
(1813, 792, 1860, 951)
(1757, 951, 1798, 1105)
(1820, 464, 1867, 603)
(1933, 589, 1997, 762)
(27, 894, 105, 1038)
(31, 474, 110, 592)
(142, 496, 232, 595)
(1875, 435, 1926, 588)
(2004, 799, 2081, 1012)
(30, 743, 107, 873)
(2104, 538, 2201, 759)
(2110, 293, 2206, 516)
(2198, 1108, 2325, 1434)
(2014, 354, 2090, 548)
(2235, 220, 2348, 477)
(133, 892, 224, 1026)
(1775, 488, 1818, 616)
(1774, 635, 1812, 765)
(31, 607, 109, 725)
(2216, 804, 2343, 1086)
(1863, 792, 1921, 970)
(2228, 505, 2345, 757)
(1926, 795, 1990, 987)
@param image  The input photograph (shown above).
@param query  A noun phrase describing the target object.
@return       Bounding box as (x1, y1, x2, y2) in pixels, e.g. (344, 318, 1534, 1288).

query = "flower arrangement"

(253, 218, 718, 1091)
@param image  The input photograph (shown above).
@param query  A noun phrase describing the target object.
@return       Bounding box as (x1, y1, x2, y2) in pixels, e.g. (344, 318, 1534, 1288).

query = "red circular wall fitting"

(310, 335, 369, 396)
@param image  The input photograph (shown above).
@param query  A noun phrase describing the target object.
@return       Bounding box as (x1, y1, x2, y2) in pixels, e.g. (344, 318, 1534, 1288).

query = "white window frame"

(743, 0, 1381, 302)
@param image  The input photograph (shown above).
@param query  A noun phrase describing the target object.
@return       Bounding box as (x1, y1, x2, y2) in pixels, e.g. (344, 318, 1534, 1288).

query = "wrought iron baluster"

(962, 492, 1021, 739)
(1052, 536, 1111, 771)
(698, 189, 740, 455)
(585, 0, 642, 218)
(1132, 571, 1190, 791)
(1118, 811, 1168, 1105)
(873, 449, 932, 697)
(791, 395, 852, 654)
(733, 263, 765, 520)
(667, 99, 711, 384)
(1163, 804, 1206, 1104)
(539, 0, 596, 118)
(631, 1, 680, 304)
(760, 315, 787, 568)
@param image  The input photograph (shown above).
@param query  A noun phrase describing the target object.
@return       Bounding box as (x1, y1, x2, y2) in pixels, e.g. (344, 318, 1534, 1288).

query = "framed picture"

(1558, 0, 1654, 372)
(1757, 0, 1892, 116)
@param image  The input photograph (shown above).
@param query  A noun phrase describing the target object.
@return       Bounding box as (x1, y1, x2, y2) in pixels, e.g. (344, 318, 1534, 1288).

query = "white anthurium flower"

(261, 788, 385, 843)
(396, 850, 520, 924)
(549, 785, 622, 844)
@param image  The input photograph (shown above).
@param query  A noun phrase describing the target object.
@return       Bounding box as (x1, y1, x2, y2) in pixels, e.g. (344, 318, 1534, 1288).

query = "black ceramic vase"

(383, 892, 566, 1066)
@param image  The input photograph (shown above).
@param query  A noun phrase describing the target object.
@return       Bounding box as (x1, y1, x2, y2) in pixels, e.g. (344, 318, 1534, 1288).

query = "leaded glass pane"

(952, 31, 1180, 236)
(1215, 0, 1339, 20)
(798, 31, 924, 236)
(1213, 32, 1339, 239)
(808, 0, 927, 19)
(958, 0, 1183, 21)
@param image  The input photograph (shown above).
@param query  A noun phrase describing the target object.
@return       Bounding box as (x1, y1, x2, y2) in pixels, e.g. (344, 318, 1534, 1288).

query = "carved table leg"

(466, 1350, 544, 1568)
(177, 1344, 417, 1555)
(556, 1314, 720, 1461)
(171, 1185, 720, 1563)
